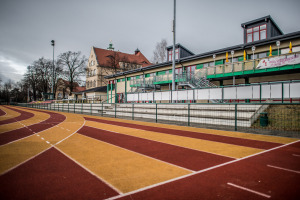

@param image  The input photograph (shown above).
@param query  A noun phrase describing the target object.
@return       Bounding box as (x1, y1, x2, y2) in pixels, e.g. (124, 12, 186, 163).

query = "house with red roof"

(55, 78, 86, 100)
(86, 42, 152, 90)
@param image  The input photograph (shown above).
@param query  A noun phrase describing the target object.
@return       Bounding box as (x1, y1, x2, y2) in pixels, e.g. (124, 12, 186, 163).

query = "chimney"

(134, 48, 140, 55)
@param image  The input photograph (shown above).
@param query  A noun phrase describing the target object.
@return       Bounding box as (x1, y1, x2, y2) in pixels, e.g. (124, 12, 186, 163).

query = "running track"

(0, 105, 299, 200)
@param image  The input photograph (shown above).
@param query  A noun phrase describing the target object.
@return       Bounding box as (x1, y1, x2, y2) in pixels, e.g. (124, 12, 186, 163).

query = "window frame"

(246, 24, 267, 43)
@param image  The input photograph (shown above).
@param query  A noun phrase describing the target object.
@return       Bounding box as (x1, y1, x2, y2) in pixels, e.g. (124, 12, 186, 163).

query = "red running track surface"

(0, 109, 66, 145)
(0, 106, 34, 125)
(85, 117, 281, 150)
(0, 148, 119, 200)
(115, 141, 300, 200)
(78, 126, 234, 171)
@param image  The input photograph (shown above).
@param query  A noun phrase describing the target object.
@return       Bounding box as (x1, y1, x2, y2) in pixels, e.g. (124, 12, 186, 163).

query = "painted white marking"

(46, 141, 50, 144)
(55, 120, 86, 145)
(54, 146, 122, 195)
(292, 154, 300, 157)
(66, 129, 70, 131)
(0, 109, 67, 147)
(29, 129, 32, 131)
(0, 147, 52, 176)
(105, 140, 300, 200)
(227, 183, 271, 198)
(37, 134, 40, 136)
(267, 165, 300, 174)
(41, 137, 45, 140)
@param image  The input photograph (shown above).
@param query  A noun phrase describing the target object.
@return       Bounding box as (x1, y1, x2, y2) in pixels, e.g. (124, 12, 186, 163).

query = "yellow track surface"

(0, 107, 50, 133)
(84, 115, 298, 144)
(56, 133, 191, 193)
(0, 106, 21, 121)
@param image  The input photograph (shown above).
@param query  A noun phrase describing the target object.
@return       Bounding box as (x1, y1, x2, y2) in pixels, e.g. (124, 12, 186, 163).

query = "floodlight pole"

(171, 0, 176, 93)
(51, 40, 55, 100)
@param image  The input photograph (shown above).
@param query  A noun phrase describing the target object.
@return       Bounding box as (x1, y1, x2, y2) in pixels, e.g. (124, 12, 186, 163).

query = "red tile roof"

(93, 47, 152, 68)
(74, 86, 86, 92)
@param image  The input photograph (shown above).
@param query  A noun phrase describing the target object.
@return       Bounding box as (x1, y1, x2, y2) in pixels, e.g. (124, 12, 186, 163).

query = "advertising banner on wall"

(256, 54, 300, 69)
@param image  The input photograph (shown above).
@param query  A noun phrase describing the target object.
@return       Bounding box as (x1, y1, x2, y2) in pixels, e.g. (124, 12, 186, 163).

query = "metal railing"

(17, 102, 300, 137)
(129, 52, 300, 89)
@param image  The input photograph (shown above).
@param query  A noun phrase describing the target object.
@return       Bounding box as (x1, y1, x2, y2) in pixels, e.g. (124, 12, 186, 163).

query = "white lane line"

(267, 165, 300, 174)
(41, 137, 45, 140)
(46, 141, 50, 144)
(105, 140, 300, 200)
(0, 111, 67, 147)
(54, 146, 122, 195)
(292, 154, 300, 157)
(0, 146, 52, 176)
(37, 134, 40, 136)
(55, 120, 86, 145)
(227, 183, 271, 198)
(66, 129, 70, 131)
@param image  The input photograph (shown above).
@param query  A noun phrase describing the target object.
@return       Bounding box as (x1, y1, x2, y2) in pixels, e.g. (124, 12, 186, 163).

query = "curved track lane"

(0, 108, 66, 146)
(79, 126, 233, 171)
(0, 106, 34, 125)
(85, 117, 282, 150)
(0, 109, 6, 116)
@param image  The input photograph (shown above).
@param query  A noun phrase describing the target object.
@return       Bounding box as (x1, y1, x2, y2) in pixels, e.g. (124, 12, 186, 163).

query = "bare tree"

(58, 51, 87, 94)
(152, 39, 168, 64)
(33, 57, 52, 94)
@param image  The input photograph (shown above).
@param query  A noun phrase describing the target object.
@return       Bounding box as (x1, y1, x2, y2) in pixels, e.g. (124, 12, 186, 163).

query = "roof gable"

(92, 47, 151, 68)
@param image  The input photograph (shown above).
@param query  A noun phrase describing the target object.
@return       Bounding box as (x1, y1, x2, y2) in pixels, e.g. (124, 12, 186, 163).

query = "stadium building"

(105, 15, 300, 104)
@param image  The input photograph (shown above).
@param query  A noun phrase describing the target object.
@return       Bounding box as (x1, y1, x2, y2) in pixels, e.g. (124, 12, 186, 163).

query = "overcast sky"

(1, 0, 300, 83)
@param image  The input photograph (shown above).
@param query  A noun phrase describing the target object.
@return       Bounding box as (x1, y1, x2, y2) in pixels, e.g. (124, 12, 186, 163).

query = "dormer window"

(247, 24, 267, 43)
(168, 48, 179, 61)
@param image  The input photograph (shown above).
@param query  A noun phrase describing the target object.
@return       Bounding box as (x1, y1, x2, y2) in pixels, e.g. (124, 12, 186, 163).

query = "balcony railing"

(129, 52, 300, 88)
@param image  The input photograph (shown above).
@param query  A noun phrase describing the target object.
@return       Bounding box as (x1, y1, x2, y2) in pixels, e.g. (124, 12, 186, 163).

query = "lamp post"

(276, 41, 280, 56)
(27, 65, 31, 103)
(51, 40, 55, 100)
(171, 0, 176, 94)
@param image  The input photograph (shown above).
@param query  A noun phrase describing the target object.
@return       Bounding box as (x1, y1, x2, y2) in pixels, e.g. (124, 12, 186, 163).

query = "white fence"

(127, 81, 300, 102)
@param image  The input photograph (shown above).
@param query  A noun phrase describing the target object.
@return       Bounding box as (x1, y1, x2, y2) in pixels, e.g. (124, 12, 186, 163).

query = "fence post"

(68, 103, 69, 112)
(102, 103, 104, 116)
(81, 103, 83, 114)
(234, 104, 237, 131)
(281, 82, 284, 103)
(115, 103, 117, 118)
(188, 103, 190, 126)
(90, 103, 92, 115)
(74, 103, 75, 113)
(259, 83, 262, 103)
(132, 103, 134, 120)
(156, 103, 158, 123)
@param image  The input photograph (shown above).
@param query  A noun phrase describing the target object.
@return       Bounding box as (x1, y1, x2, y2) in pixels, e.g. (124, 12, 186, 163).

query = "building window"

(93, 69, 96, 76)
(175, 48, 179, 59)
(175, 67, 182, 75)
(247, 24, 267, 43)
(258, 52, 267, 58)
(87, 82, 89, 88)
(93, 80, 96, 87)
(168, 48, 179, 61)
(168, 51, 172, 61)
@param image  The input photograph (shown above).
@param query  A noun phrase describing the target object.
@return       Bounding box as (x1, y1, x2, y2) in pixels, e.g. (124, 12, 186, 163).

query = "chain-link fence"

(18, 102, 300, 138)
